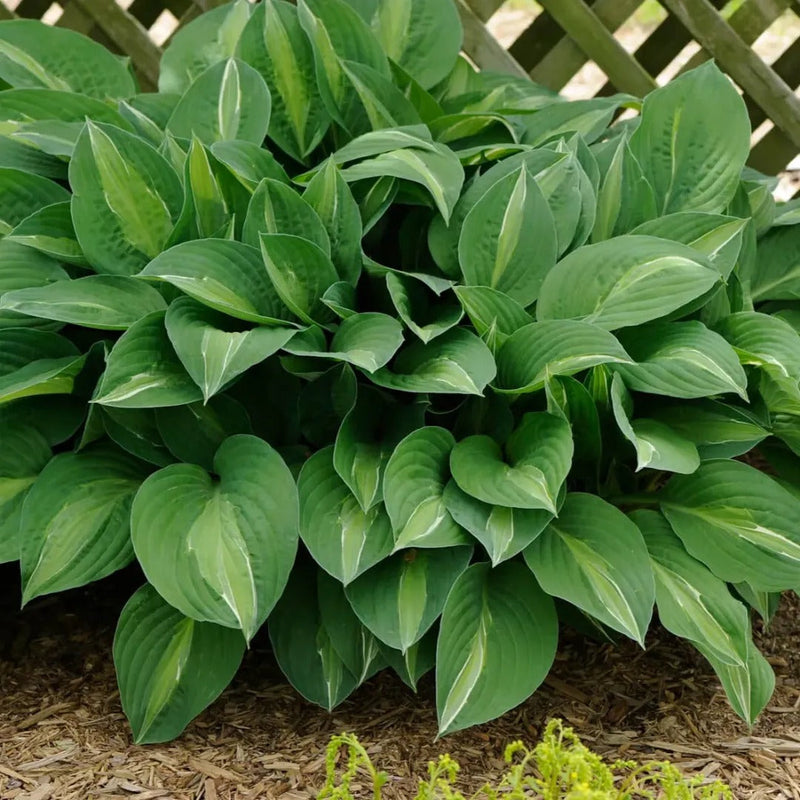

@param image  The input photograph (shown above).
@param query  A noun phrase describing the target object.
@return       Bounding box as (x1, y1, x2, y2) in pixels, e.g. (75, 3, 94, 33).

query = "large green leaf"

(495, 320, 631, 395)
(661, 460, 800, 591)
(369, 328, 496, 395)
(613, 321, 748, 400)
(6, 201, 86, 265)
(0, 167, 68, 234)
(131, 435, 298, 642)
(453, 286, 533, 349)
(114, 583, 246, 744)
(383, 427, 468, 550)
(537, 235, 720, 330)
(299, 446, 394, 584)
(629, 63, 750, 215)
(458, 165, 557, 306)
(750, 224, 800, 301)
(165, 296, 295, 401)
(70, 122, 183, 275)
(450, 413, 572, 513)
(443, 481, 551, 566)
(0, 20, 136, 98)
(387, 272, 463, 344)
(19, 445, 149, 603)
(140, 239, 293, 325)
(714, 312, 800, 380)
(436, 561, 558, 736)
(0, 276, 167, 330)
(346, 545, 472, 653)
(94, 311, 203, 408)
(525, 493, 654, 644)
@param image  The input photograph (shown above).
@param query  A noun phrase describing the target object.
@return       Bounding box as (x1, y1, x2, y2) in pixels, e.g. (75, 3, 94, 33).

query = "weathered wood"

(660, 0, 800, 152)
(0, 2, 17, 20)
(536, 0, 657, 96)
(457, 0, 528, 78)
(465, 0, 504, 24)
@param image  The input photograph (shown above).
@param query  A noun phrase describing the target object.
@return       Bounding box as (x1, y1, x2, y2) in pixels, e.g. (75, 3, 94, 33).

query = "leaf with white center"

(19, 445, 149, 603)
(661, 460, 800, 591)
(380, 631, 435, 691)
(386, 272, 463, 344)
(610, 373, 699, 474)
(0, 276, 167, 330)
(281, 313, 403, 372)
(185, 137, 231, 239)
(7, 201, 86, 265)
(630, 63, 750, 215)
(436, 561, 557, 736)
(114, 583, 246, 744)
(269, 561, 359, 710)
(165, 297, 295, 402)
(714, 312, 800, 380)
(346, 545, 472, 653)
(525, 494, 654, 645)
(537, 235, 720, 330)
(94, 311, 203, 409)
(495, 320, 631, 395)
(70, 122, 183, 276)
(369, 328, 496, 396)
(545, 374, 603, 468)
(237, 0, 330, 162)
(333, 386, 424, 511)
(299, 446, 394, 584)
(613, 321, 748, 400)
(0, 167, 68, 234)
(0, 424, 51, 563)
(131, 435, 298, 642)
(167, 59, 271, 145)
(450, 413, 572, 513)
(458, 166, 557, 306)
(383, 427, 469, 550)
(443, 481, 551, 566)
(140, 239, 293, 326)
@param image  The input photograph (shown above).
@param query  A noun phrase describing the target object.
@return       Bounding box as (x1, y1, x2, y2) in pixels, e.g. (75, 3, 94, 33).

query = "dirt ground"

(1, 563, 799, 800)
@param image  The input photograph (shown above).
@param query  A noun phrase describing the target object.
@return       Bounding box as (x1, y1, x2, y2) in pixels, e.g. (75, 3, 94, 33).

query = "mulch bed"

(1, 563, 799, 800)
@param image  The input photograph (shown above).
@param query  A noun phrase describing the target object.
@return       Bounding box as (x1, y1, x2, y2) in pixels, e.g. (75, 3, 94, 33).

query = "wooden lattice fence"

(1, 0, 799, 175)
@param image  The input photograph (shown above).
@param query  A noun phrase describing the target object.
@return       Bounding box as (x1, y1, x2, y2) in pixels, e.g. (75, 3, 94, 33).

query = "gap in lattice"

(486, 0, 541, 50)
(149, 8, 178, 46)
(40, 1, 61, 24)
(752, 9, 800, 66)
(655, 41, 702, 85)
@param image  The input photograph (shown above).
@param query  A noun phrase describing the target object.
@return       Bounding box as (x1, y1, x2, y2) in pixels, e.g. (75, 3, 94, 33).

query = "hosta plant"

(1, 0, 799, 744)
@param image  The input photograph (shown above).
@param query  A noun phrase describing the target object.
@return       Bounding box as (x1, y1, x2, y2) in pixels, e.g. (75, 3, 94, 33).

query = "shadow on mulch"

(0, 563, 799, 800)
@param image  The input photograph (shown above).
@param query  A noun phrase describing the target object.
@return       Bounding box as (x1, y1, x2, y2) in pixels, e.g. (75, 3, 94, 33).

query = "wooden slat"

(660, 0, 800, 151)
(457, 0, 528, 78)
(465, 0, 504, 23)
(0, 1, 17, 19)
(535, 0, 657, 96)
(509, 3, 579, 74)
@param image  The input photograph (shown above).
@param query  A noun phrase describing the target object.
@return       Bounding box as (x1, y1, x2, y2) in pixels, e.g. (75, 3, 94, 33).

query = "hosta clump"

(1, 0, 799, 744)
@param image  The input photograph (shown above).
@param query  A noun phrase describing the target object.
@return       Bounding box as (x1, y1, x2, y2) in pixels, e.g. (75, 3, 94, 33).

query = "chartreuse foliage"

(0, 0, 798, 745)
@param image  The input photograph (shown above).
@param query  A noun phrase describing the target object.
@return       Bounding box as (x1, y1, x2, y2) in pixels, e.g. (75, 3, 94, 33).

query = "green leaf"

(633, 510, 774, 725)
(260, 233, 339, 326)
(613, 321, 748, 400)
(70, 121, 183, 275)
(537, 235, 720, 330)
(630, 63, 750, 214)
(0, 167, 68, 234)
(114, 583, 246, 744)
(450, 413, 572, 513)
(237, 0, 330, 162)
(750, 225, 800, 302)
(0, 424, 51, 563)
(386, 273, 463, 344)
(333, 386, 424, 511)
(380, 631, 435, 691)
(243, 177, 330, 252)
(167, 58, 271, 145)
(436, 561, 558, 736)
(0, 395, 85, 448)
(661, 460, 800, 591)
(299, 446, 394, 584)
(519, 97, 623, 147)
(131, 435, 298, 642)
(443, 481, 551, 566)
(610, 374, 699, 474)
(6, 201, 86, 265)
(0, 20, 136, 98)
(495, 320, 631, 395)
(453, 285, 533, 348)
(140, 239, 293, 325)
(303, 158, 363, 285)
(525, 493, 654, 644)
(94, 311, 203, 408)
(0, 276, 167, 330)
(185, 138, 232, 239)
(269, 561, 359, 710)
(165, 297, 295, 402)
(19, 445, 149, 603)
(100, 407, 174, 467)
(458, 166, 557, 306)
(346, 545, 472, 652)
(383, 427, 469, 550)
(210, 140, 290, 192)
(369, 328, 496, 396)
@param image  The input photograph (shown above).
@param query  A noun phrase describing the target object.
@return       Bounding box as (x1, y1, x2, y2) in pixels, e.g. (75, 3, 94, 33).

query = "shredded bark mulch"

(1, 564, 799, 800)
